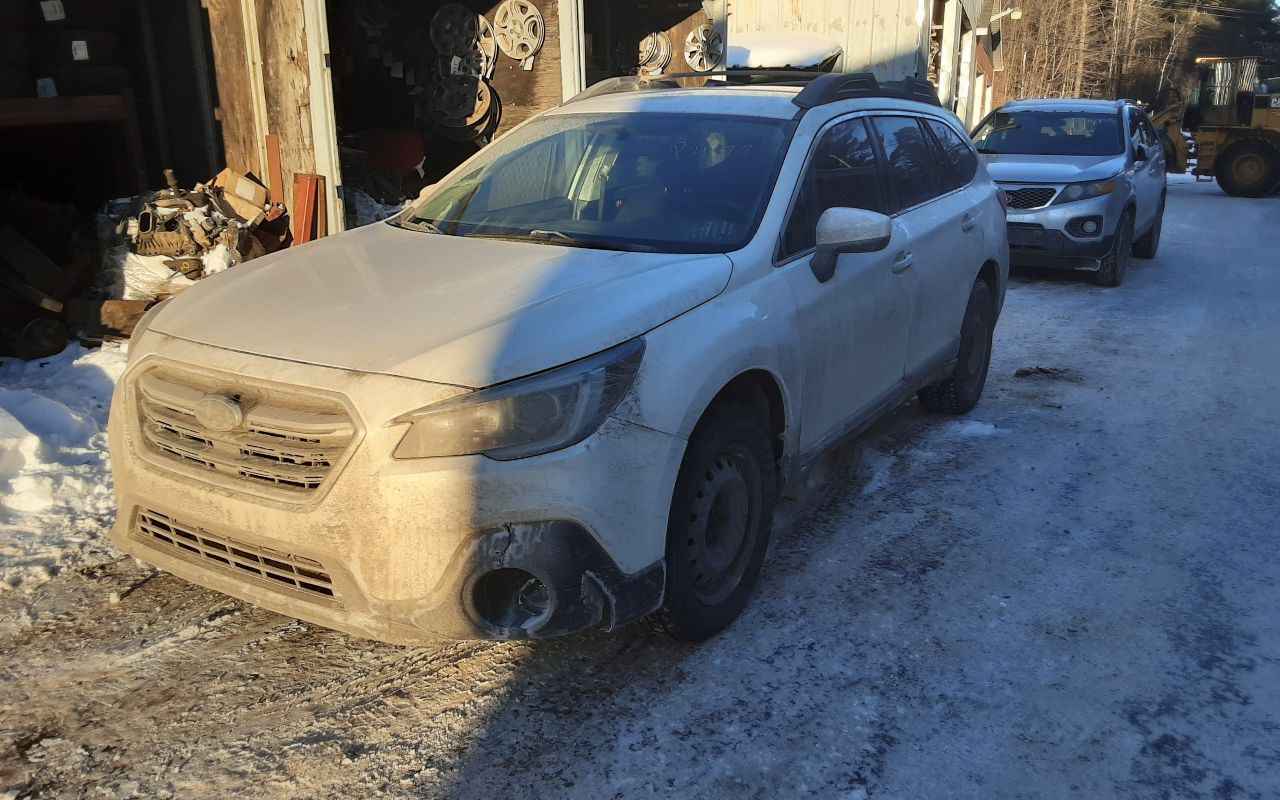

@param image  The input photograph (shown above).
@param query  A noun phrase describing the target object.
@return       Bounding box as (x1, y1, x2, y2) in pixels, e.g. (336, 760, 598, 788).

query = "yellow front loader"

(1180, 57, 1280, 197)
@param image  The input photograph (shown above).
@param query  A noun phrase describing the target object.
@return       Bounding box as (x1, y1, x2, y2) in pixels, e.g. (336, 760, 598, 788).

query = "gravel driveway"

(2, 176, 1278, 799)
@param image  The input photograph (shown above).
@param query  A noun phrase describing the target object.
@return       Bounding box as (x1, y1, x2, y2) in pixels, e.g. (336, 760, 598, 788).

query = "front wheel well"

(700, 370, 787, 471)
(976, 260, 999, 297)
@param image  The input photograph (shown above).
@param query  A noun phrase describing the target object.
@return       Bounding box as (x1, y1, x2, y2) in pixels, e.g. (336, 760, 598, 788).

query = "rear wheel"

(656, 390, 778, 642)
(1216, 141, 1279, 197)
(919, 280, 995, 415)
(1133, 195, 1164, 260)
(1095, 214, 1133, 287)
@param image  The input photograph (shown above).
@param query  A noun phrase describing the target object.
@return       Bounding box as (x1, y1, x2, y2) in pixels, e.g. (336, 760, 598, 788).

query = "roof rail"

(563, 70, 837, 105)
(791, 73, 941, 109)
(562, 69, 942, 110)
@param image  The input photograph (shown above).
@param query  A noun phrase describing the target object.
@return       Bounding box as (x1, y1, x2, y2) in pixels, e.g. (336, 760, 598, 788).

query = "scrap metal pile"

(112, 167, 288, 301)
(0, 167, 292, 360)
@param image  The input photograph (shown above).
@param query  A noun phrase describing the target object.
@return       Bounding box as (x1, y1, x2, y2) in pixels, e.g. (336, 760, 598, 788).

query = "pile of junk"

(1, 166, 299, 360)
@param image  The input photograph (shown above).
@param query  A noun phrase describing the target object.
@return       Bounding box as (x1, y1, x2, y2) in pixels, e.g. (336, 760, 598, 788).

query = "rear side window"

(924, 118, 978, 192)
(871, 116, 943, 211)
(780, 117, 884, 258)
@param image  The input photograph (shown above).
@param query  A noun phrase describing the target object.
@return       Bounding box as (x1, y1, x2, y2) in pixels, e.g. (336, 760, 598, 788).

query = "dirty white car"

(109, 72, 1008, 643)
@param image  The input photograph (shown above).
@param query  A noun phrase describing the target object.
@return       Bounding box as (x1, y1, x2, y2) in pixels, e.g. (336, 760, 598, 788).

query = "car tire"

(655, 389, 778, 642)
(918, 279, 995, 415)
(1132, 195, 1164, 260)
(1215, 141, 1279, 198)
(1094, 213, 1133, 287)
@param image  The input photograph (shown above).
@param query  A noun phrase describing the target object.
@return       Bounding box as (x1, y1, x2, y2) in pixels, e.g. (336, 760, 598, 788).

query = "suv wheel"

(1095, 213, 1133, 287)
(1133, 195, 1164, 259)
(656, 389, 778, 641)
(919, 280, 995, 415)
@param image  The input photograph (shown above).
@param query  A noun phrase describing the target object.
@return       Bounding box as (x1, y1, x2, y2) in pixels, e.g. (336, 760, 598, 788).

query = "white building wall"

(728, 0, 931, 80)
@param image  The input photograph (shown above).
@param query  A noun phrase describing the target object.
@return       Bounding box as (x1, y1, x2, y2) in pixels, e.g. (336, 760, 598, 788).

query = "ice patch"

(860, 449, 895, 496)
(944, 420, 1001, 438)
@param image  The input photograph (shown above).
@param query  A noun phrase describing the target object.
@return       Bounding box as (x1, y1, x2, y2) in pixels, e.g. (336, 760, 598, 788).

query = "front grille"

(1004, 186, 1058, 209)
(135, 367, 355, 496)
(136, 509, 338, 601)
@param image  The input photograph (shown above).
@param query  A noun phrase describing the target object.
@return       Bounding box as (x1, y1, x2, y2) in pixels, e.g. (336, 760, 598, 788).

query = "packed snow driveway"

(2, 179, 1279, 799)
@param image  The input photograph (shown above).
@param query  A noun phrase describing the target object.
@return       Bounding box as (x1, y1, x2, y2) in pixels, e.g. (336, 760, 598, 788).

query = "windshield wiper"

(392, 216, 446, 235)
(509, 229, 655, 252)
(529, 229, 575, 242)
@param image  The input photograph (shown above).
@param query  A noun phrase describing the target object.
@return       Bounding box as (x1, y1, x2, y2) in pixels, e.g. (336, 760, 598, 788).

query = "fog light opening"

(472, 568, 552, 631)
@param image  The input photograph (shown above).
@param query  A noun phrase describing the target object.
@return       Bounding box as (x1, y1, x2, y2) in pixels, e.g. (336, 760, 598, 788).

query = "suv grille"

(1004, 186, 1058, 209)
(136, 509, 338, 601)
(135, 367, 355, 496)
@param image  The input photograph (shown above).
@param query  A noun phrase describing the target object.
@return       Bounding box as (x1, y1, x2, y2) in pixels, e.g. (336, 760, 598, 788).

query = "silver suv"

(973, 99, 1167, 287)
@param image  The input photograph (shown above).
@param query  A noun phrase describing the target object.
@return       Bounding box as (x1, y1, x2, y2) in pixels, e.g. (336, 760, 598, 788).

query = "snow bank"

(0, 344, 128, 592)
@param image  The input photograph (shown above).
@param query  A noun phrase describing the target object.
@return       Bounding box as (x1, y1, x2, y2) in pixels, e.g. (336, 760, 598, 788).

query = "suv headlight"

(1053, 178, 1118, 205)
(390, 338, 645, 461)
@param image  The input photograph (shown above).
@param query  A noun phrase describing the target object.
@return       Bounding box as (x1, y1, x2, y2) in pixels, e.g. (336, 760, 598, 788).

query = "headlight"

(1053, 178, 1118, 205)
(390, 338, 645, 460)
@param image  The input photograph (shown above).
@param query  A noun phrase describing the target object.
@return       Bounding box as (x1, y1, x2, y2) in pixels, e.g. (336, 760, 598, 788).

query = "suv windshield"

(973, 110, 1124, 156)
(396, 113, 791, 253)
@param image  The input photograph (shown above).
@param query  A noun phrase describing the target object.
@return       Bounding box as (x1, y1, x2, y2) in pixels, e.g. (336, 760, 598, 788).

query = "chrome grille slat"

(134, 369, 354, 496)
(137, 509, 338, 601)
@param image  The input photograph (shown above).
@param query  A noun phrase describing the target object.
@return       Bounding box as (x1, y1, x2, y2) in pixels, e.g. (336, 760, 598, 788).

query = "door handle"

(960, 213, 977, 233)
(891, 250, 914, 273)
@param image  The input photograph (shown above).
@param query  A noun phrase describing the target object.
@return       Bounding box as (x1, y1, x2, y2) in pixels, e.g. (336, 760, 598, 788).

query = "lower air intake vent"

(136, 509, 338, 602)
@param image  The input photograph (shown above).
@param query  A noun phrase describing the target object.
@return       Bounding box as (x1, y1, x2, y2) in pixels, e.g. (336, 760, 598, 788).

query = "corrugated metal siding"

(728, 0, 931, 80)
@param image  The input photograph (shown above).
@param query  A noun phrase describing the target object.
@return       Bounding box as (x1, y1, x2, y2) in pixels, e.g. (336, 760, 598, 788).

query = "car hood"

(983, 153, 1127, 184)
(150, 223, 733, 388)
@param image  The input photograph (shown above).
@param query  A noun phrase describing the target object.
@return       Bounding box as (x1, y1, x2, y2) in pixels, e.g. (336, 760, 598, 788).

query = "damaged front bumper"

(108, 334, 683, 643)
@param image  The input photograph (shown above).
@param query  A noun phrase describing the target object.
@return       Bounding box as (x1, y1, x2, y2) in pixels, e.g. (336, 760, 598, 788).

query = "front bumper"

(109, 335, 684, 642)
(1004, 191, 1119, 270)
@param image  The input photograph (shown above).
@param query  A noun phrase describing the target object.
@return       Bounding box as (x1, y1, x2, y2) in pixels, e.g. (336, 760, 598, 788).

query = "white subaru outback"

(109, 72, 1009, 643)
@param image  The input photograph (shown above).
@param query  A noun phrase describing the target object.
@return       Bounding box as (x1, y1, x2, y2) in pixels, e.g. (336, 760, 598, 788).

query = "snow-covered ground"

(0, 344, 126, 594)
(1, 180, 1279, 799)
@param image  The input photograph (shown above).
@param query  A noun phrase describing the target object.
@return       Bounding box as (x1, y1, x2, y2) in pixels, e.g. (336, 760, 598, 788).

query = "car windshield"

(973, 110, 1125, 156)
(395, 112, 791, 253)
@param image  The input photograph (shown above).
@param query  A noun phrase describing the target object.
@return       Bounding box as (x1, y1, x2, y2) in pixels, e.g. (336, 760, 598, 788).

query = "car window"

(924, 118, 978, 192)
(973, 110, 1125, 156)
(780, 117, 883, 259)
(404, 113, 791, 254)
(871, 116, 943, 211)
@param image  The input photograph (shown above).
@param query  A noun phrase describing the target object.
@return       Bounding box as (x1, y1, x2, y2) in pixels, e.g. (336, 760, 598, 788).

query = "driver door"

(780, 116, 913, 452)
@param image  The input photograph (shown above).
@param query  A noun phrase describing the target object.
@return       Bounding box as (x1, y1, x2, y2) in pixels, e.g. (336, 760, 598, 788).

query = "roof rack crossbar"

(792, 72, 941, 109)
(563, 70, 837, 105)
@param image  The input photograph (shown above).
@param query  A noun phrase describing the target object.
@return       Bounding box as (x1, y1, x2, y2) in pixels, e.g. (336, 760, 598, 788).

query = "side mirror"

(810, 207, 893, 283)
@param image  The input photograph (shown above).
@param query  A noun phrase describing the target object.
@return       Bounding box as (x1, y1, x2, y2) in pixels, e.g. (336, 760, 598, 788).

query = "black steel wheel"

(919, 279, 995, 415)
(656, 388, 777, 641)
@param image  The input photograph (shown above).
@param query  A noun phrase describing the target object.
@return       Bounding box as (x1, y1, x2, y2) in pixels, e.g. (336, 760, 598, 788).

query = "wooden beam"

(265, 133, 285, 204)
(256, 0, 316, 215)
(204, 0, 262, 177)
